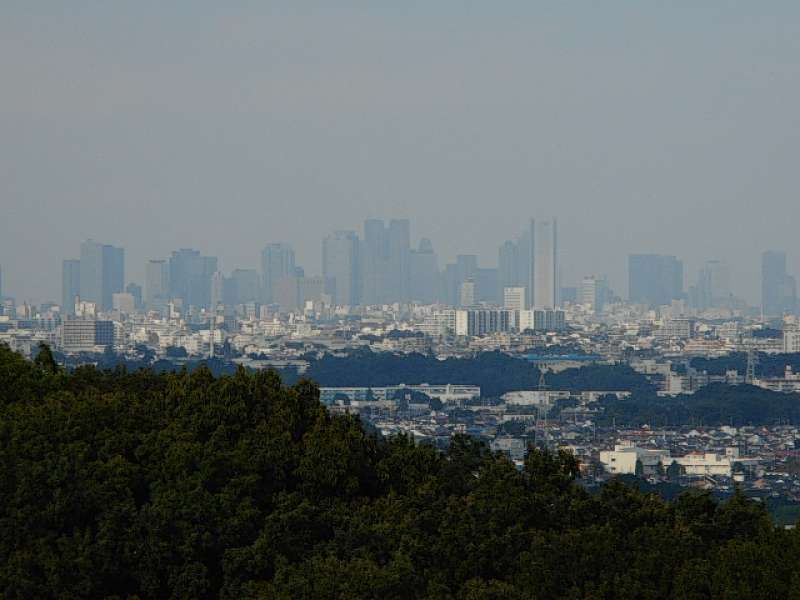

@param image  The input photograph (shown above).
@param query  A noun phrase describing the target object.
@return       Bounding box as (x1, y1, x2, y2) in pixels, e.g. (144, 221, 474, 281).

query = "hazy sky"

(2, 2, 799, 304)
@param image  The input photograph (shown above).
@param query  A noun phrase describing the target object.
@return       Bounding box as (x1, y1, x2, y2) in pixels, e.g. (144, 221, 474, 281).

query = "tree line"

(2, 344, 800, 598)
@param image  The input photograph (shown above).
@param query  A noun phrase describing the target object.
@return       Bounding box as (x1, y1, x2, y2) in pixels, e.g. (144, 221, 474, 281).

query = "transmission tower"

(745, 347, 758, 384)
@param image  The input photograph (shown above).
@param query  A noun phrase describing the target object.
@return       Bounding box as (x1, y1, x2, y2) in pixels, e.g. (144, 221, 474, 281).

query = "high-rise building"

(580, 275, 610, 315)
(145, 260, 170, 312)
(62, 259, 81, 315)
(762, 251, 796, 318)
(459, 278, 476, 307)
(79, 240, 124, 311)
(409, 238, 439, 304)
(498, 241, 520, 294)
(693, 260, 732, 310)
(628, 254, 683, 307)
(322, 231, 360, 306)
(388, 219, 411, 302)
(168, 249, 217, 309)
(443, 255, 478, 307)
(476, 268, 499, 304)
(61, 318, 114, 353)
(504, 287, 527, 312)
(532, 218, 558, 309)
(261, 243, 295, 304)
(230, 269, 260, 305)
(125, 283, 142, 309)
(360, 219, 411, 304)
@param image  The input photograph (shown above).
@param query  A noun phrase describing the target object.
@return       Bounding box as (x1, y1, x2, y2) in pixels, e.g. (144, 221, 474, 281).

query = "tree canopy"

(2, 344, 800, 598)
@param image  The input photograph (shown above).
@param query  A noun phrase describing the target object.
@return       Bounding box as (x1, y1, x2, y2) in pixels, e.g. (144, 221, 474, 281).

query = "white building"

(599, 443, 670, 475)
(784, 327, 800, 353)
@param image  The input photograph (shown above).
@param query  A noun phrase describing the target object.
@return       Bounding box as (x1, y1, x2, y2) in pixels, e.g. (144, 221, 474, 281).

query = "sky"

(1, 2, 799, 304)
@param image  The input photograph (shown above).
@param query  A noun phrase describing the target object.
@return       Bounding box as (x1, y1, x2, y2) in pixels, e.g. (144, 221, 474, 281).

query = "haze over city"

(2, 2, 799, 303)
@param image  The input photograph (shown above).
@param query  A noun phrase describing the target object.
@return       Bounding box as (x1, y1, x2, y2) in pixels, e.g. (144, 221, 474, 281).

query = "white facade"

(784, 327, 800, 353)
(599, 444, 670, 475)
(504, 287, 526, 311)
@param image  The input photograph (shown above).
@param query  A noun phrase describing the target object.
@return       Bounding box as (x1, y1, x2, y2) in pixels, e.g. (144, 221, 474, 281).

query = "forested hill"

(2, 344, 800, 599)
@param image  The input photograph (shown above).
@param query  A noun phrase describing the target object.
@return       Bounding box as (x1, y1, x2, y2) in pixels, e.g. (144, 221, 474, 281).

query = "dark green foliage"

(2, 344, 800, 599)
(599, 383, 800, 427)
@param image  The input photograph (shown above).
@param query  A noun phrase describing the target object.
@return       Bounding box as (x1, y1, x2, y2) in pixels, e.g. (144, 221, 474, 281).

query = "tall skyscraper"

(62, 259, 81, 315)
(322, 231, 360, 306)
(628, 254, 683, 307)
(409, 238, 440, 304)
(125, 283, 143, 309)
(762, 251, 796, 317)
(79, 240, 124, 311)
(168, 249, 218, 309)
(693, 260, 731, 310)
(261, 243, 295, 304)
(145, 259, 170, 311)
(532, 218, 558, 309)
(360, 219, 411, 304)
(230, 269, 260, 305)
(443, 255, 478, 306)
(498, 241, 520, 294)
(388, 219, 411, 302)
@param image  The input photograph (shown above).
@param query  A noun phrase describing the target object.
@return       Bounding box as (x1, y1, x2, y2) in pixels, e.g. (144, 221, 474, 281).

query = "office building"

(409, 238, 439, 304)
(504, 287, 526, 312)
(459, 279, 476, 307)
(628, 254, 683, 307)
(580, 276, 610, 315)
(322, 231, 360, 306)
(79, 240, 124, 311)
(532, 218, 559, 308)
(498, 241, 520, 294)
(784, 326, 800, 353)
(112, 293, 136, 314)
(61, 319, 114, 353)
(762, 251, 797, 318)
(261, 243, 296, 304)
(359, 219, 411, 304)
(125, 283, 142, 309)
(169, 249, 218, 309)
(443, 255, 478, 307)
(230, 269, 260, 305)
(145, 260, 170, 312)
(62, 259, 81, 315)
(693, 260, 731, 310)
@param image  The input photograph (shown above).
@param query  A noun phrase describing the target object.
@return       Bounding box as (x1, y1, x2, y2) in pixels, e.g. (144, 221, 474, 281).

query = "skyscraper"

(694, 260, 731, 310)
(62, 259, 81, 315)
(261, 243, 295, 304)
(532, 218, 558, 309)
(580, 275, 610, 315)
(762, 251, 796, 317)
(628, 254, 683, 307)
(79, 240, 124, 311)
(322, 231, 360, 306)
(498, 241, 520, 294)
(145, 259, 170, 311)
(230, 269, 260, 305)
(360, 219, 411, 304)
(168, 249, 218, 309)
(409, 238, 440, 304)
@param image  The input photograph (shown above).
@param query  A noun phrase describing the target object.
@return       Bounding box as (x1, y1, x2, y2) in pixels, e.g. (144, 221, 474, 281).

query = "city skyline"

(2, 4, 800, 303)
(2, 217, 792, 318)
